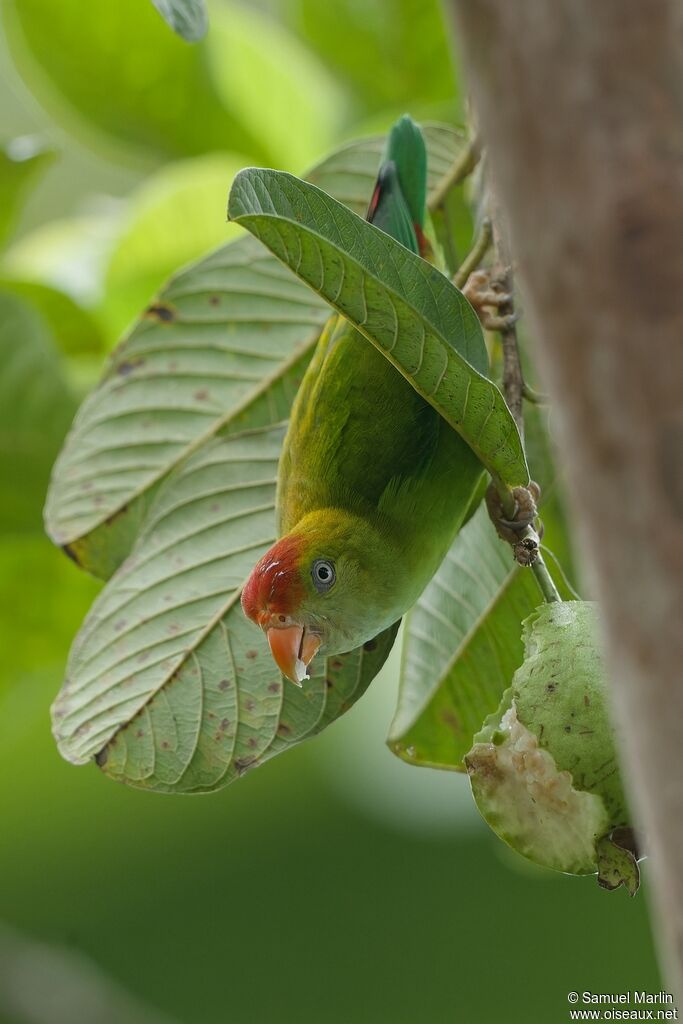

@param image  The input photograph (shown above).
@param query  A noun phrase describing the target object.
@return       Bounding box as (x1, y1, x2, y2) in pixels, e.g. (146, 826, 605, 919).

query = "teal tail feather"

(366, 114, 429, 258)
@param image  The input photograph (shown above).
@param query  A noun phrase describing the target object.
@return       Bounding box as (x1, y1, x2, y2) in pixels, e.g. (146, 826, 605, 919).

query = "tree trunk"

(447, 0, 683, 991)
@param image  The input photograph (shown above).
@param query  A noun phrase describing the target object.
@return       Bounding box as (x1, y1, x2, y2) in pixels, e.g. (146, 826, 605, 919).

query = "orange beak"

(266, 625, 321, 687)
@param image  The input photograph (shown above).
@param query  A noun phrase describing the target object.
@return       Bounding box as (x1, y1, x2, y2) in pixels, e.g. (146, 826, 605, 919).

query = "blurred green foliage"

(0, 0, 661, 1020)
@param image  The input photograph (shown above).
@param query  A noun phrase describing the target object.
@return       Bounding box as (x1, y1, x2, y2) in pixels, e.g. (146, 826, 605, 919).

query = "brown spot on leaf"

(117, 356, 146, 376)
(246, 650, 258, 660)
(161, 740, 170, 749)
(218, 679, 230, 691)
(194, 388, 209, 401)
(136, 729, 145, 738)
(267, 682, 279, 693)
(220, 718, 230, 731)
(145, 303, 175, 323)
(248, 737, 257, 749)
(209, 295, 220, 306)
(277, 722, 291, 736)
(440, 709, 462, 734)
(245, 699, 255, 711)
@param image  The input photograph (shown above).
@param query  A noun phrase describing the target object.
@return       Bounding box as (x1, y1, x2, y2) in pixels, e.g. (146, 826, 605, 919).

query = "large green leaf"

(150, 0, 207, 42)
(2, 0, 259, 162)
(228, 169, 528, 490)
(52, 420, 398, 790)
(45, 241, 322, 578)
(45, 126, 469, 579)
(0, 136, 54, 248)
(47, 126, 468, 790)
(388, 407, 573, 772)
(0, 287, 77, 534)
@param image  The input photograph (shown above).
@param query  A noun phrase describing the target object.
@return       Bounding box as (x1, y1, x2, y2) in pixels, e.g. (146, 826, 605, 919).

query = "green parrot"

(241, 115, 484, 684)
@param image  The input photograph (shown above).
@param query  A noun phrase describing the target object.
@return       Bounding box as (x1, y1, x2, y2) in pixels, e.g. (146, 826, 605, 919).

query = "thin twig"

(522, 382, 550, 405)
(487, 187, 561, 603)
(453, 218, 492, 289)
(429, 136, 481, 212)
(540, 544, 583, 601)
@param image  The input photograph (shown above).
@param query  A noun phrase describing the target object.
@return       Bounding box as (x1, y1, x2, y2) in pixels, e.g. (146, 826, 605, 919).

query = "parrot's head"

(241, 508, 401, 685)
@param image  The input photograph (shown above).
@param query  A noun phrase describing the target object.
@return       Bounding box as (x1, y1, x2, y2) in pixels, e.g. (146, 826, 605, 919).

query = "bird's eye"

(311, 558, 336, 593)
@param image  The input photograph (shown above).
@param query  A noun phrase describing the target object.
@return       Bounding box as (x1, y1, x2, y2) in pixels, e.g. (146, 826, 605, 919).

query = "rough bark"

(447, 0, 683, 990)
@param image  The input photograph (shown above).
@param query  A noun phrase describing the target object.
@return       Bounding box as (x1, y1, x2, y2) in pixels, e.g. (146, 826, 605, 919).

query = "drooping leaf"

(45, 126, 469, 579)
(0, 287, 77, 534)
(389, 406, 573, 771)
(2, 0, 260, 161)
(150, 0, 207, 42)
(228, 168, 528, 490)
(52, 420, 398, 790)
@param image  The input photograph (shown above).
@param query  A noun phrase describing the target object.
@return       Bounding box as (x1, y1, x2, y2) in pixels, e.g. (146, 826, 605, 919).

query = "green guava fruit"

(465, 601, 639, 893)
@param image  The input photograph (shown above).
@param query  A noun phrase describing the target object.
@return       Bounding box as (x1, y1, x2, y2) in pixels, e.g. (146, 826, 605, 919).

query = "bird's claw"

(463, 268, 518, 332)
(485, 481, 541, 549)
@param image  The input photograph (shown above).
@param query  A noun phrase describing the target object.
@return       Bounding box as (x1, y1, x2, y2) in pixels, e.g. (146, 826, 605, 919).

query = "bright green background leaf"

(2, 0, 259, 162)
(0, 286, 77, 534)
(0, 136, 54, 247)
(206, 2, 345, 171)
(279, 0, 458, 119)
(101, 152, 246, 342)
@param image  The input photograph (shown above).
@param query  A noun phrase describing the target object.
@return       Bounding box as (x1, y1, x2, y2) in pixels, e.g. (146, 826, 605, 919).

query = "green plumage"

(274, 116, 484, 654)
